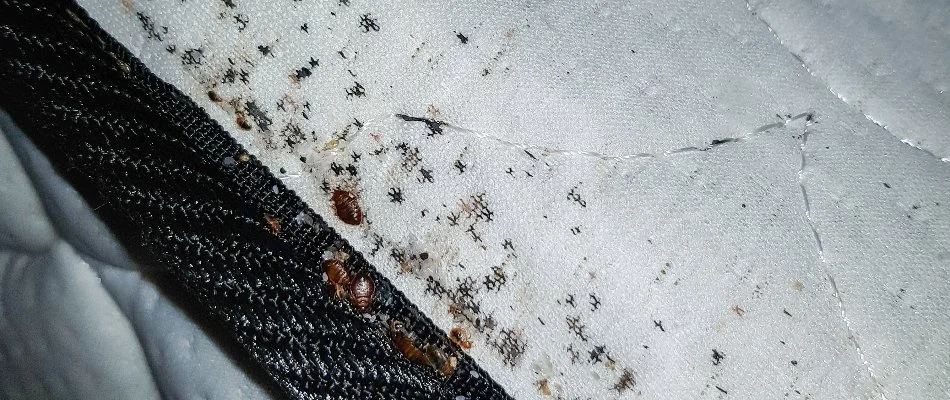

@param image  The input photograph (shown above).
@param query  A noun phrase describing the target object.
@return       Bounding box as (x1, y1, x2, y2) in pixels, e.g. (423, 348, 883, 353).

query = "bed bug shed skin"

(390, 320, 430, 365)
(449, 326, 473, 350)
(331, 189, 363, 225)
(349, 273, 375, 313)
(424, 344, 458, 378)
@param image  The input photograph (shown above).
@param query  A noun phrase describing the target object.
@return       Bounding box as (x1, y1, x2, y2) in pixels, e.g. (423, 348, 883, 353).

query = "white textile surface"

(2, 0, 948, 399)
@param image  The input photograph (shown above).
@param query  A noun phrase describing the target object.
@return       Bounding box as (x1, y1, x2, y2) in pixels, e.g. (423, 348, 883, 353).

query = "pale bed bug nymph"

(349, 273, 375, 313)
(331, 189, 363, 225)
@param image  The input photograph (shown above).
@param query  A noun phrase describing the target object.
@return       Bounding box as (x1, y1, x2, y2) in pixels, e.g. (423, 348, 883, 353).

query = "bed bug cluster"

(323, 251, 375, 313)
(323, 249, 460, 379)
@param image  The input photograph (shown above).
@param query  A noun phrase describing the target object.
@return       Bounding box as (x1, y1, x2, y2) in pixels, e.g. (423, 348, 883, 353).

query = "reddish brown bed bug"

(263, 214, 280, 235)
(449, 327, 473, 350)
(331, 189, 363, 225)
(323, 259, 351, 298)
(390, 320, 429, 365)
(348, 273, 375, 313)
(423, 344, 458, 377)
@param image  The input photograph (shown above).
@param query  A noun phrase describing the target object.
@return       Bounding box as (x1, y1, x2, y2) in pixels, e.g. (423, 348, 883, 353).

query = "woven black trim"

(0, 1, 512, 398)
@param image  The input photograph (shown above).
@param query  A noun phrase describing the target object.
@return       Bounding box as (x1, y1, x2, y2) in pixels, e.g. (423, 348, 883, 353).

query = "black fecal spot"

(712, 349, 725, 366)
(481, 266, 507, 291)
(589, 345, 611, 364)
(279, 123, 305, 149)
(136, 12, 165, 41)
(418, 167, 434, 184)
(489, 328, 526, 366)
(233, 14, 249, 31)
(221, 0, 236, 8)
(791, 360, 798, 366)
(456, 32, 469, 44)
(567, 186, 587, 207)
(359, 14, 380, 32)
(883, 182, 891, 189)
(329, 162, 344, 176)
(566, 316, 588, 341)
(346, 82, 366, 98)
(614, 369, 635, 393)
(294, 67, 312, 81)
(589, 294, 601, 311)
(222, 68, 237, 84)
(419, 252, 428, 260)
(258, 45, 272, 56)
(716, 386, 728, 394)
(300, 23, 309, 33)
(567, 344, 580, 364)
(245, 101, 272, 132)
(395, 114, 445, 136)
(181, 47, 204, 66)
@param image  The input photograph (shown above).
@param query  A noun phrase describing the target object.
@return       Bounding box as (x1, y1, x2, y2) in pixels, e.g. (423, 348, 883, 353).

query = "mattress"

(1, 0, 948, 399)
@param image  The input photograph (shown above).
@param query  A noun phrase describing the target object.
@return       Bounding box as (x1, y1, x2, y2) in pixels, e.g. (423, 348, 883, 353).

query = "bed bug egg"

(323, 259, 350, 298)
(349, 273, 375, 313)
(331, 189, 363, 225)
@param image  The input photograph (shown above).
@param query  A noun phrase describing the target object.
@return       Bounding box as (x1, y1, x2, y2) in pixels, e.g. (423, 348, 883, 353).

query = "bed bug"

(349, 273, 375, 313)
(424, 344, 458, 377)
(390, 320, 429, 365)
(449, 327, 473, 350)
(331, 189, 363, 225)
(323, 259, 351, 298)
(263, 214, 280, 235)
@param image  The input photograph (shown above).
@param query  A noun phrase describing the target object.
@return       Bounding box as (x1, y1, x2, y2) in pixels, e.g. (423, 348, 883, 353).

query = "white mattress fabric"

(2, 0, 949, 399)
